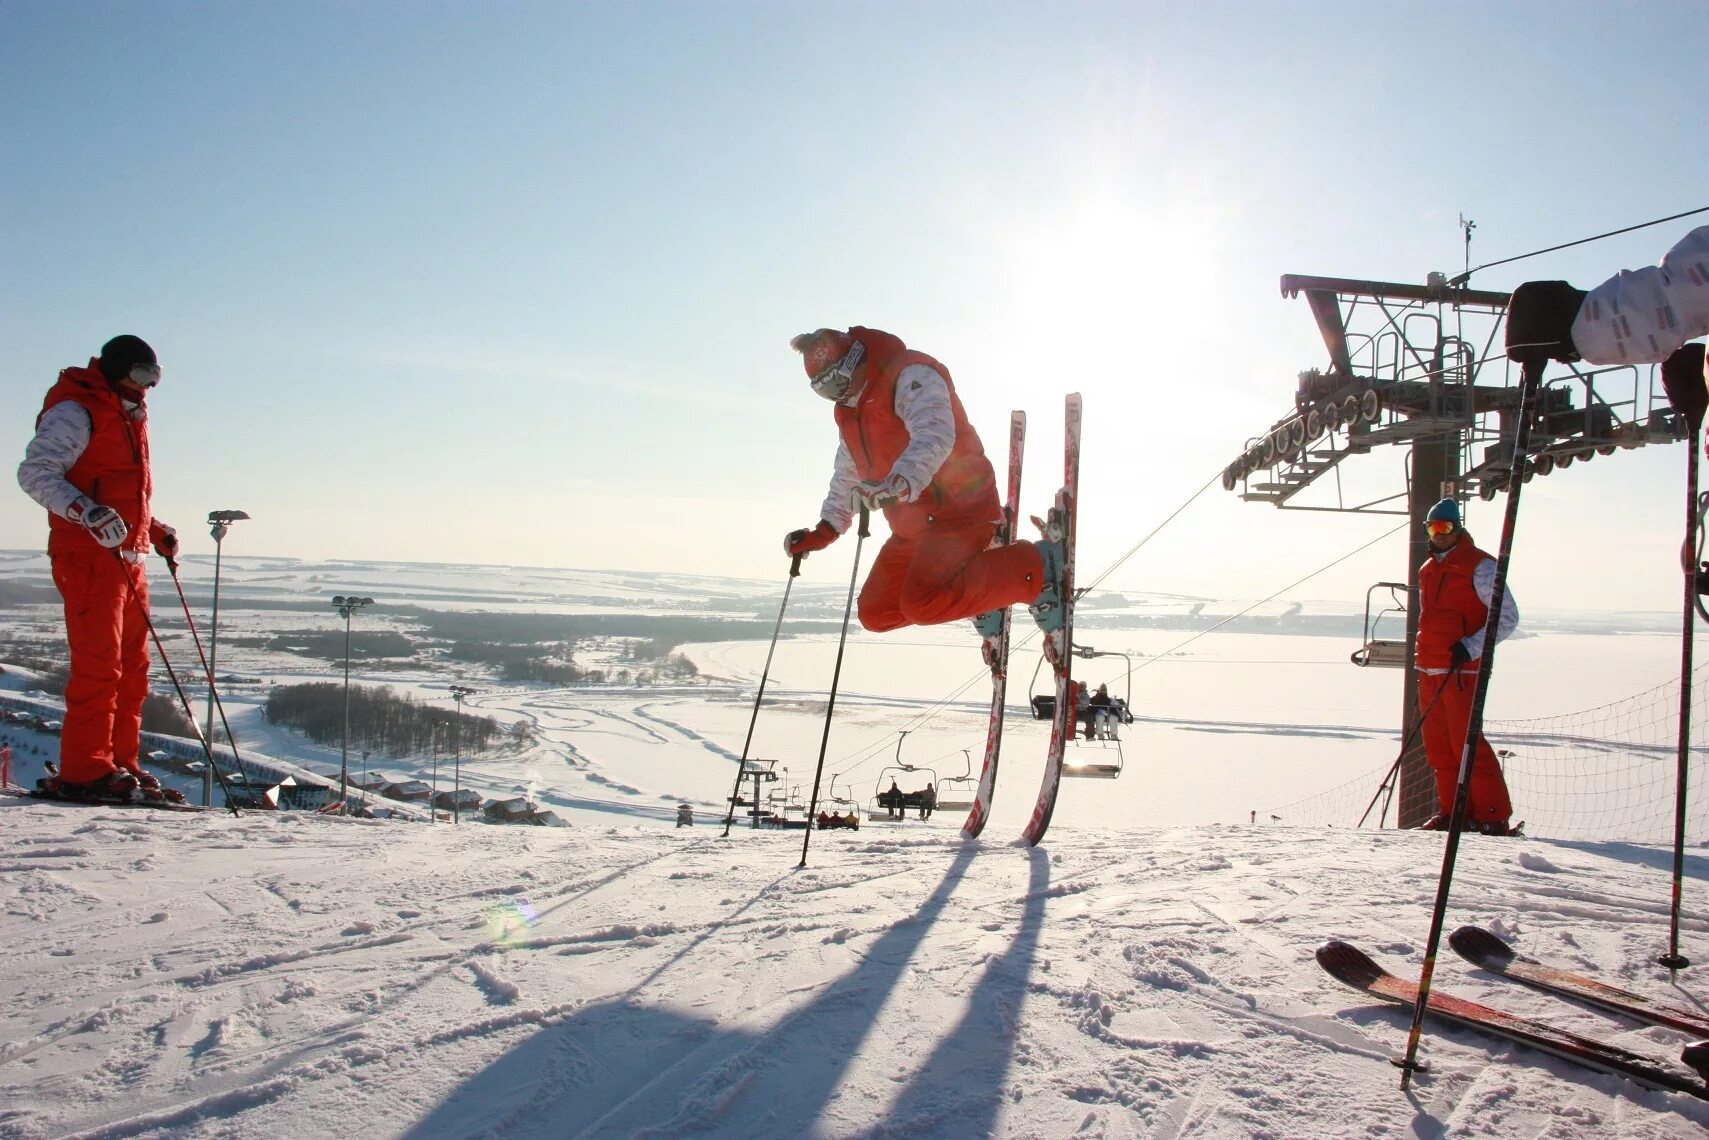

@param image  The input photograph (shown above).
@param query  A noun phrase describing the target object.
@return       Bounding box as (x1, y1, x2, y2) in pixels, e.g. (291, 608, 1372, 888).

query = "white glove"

(850, 473, 912, 512)
(74, 501, 129, 549)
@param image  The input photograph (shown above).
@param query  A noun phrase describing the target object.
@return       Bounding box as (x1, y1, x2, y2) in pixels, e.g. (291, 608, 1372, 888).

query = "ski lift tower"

(1223, 269, 1684, 827)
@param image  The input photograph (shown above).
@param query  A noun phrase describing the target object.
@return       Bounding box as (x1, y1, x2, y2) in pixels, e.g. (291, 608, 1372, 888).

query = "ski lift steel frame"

(1222, 270, 1685, 828)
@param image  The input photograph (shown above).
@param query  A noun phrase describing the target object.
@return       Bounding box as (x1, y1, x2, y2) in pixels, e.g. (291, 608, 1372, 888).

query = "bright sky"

(5, 2, 1706, 614)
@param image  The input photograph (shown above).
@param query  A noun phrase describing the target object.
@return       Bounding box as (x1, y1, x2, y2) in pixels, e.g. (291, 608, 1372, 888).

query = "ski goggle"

(1424, 519, 1457, 538)
(810, 341, 865, 402)
(128, 363, 161, 389)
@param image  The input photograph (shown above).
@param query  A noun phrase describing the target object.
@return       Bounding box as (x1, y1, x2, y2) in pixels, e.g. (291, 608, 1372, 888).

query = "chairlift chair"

(1350, 582, 1413, 668)
(1027, 646, 1130, 779)
(869, 731, 938, 819)
(933, 750, 977, 812)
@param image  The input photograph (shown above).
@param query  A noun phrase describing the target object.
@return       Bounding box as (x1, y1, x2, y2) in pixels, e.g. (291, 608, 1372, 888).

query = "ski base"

(1449, 926, 1709, 1038)
(1317, 939, 1709, 1100)
(1022, 393, 1081, 847)
(963, 411, 1026, 840)
(2, 783, 206, 814)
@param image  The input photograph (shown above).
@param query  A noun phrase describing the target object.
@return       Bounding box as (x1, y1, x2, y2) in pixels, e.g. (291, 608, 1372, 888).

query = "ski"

(963, 412, 1026, 839)
(1022, 393, 1081, 847)
(1449, 926, 1709, 1037)
(1317, 939, 1709, 1100)
(2, 783, 206, 814)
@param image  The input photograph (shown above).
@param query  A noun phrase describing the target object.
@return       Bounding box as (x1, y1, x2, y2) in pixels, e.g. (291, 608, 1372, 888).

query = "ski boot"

(46, 767, 141, 802)
(131, 768, 188, 804)
(1027, 504, 1069, 663)
(972, 608, 1007, 671)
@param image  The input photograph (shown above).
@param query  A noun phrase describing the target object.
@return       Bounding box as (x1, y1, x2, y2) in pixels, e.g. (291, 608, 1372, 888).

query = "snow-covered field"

(1, 553, 1707, 1136)
(2, 804, 1706, 1137)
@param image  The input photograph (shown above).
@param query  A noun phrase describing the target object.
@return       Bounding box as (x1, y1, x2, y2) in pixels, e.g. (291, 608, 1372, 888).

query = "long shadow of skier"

(403, 841, 1000, 1138)
(880, 845, 1049, 1136)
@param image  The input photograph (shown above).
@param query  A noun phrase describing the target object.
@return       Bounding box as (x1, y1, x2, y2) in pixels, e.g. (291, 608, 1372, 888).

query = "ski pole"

(1660, 342, 1707, 970)
(1397, 355, 1544, 1087)
(1357, 680, 1448, 829)
(721, 553, 803, 837)
(164, 559, 266, 806)
(799, 506, 870, 869)
(112, 552, 243, 816)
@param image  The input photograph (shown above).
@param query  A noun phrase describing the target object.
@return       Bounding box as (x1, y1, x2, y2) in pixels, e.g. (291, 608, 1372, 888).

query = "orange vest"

(38, 362, 154, 556)
(1416, 533, 1491, 670)
(832, 327, 999, 538)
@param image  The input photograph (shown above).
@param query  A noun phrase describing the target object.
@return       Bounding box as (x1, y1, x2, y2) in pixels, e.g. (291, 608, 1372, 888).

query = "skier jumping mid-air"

(782, 327, 1065, 652)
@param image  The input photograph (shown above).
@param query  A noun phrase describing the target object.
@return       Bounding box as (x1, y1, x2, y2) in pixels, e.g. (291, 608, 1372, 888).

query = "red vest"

(1416, 533, 1491, 670)
(39, 362, 154, 556)
(832, 327, 999, 538)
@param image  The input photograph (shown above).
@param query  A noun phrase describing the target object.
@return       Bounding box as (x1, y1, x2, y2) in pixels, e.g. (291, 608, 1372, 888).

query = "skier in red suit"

(782, 328, 1063, 652)
(16, 335, 180, 800)
(1414, 497, 1517, 835)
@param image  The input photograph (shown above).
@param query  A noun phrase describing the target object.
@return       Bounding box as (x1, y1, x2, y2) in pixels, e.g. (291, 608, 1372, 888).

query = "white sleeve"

(17, 402, 95, 519)
(816, 441, 858, 534)
(1462, 557, 1519, 660)
(1573, 225, 1709, 366)
(886, 363, 956, 500)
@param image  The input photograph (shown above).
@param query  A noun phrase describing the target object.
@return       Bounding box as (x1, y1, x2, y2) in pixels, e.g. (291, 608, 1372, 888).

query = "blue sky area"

(4, 2, 1706, 614)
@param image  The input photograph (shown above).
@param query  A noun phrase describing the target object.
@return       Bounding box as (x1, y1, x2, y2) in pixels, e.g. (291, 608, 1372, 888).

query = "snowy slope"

(1, 802, 1705, 1138)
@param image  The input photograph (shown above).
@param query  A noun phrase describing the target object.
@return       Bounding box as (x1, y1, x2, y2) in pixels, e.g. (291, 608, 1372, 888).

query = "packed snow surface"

(1, 803, 1705, 1138)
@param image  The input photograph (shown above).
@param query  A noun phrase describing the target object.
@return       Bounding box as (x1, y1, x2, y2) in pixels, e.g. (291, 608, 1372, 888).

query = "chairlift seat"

(1030, 695, 1055, 720)
(1351, 640, 1409, 668)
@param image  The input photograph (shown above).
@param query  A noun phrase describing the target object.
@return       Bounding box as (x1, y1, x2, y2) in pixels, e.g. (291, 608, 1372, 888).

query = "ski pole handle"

(857, 505, 870, 538)
(789, 554, 802, 578)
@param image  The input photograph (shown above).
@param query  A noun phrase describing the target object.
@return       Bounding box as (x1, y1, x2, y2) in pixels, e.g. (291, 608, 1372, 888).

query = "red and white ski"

(1318, 939, 1709, 1099)
(962, 410, 1025, 839)
(1022, 393, 1081, 847)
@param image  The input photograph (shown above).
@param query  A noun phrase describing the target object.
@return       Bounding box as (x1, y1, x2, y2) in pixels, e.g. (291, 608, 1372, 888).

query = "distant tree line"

(263, 630, 418, 662)
(264, 682, 506, 756)
(446, 639, 589, 684)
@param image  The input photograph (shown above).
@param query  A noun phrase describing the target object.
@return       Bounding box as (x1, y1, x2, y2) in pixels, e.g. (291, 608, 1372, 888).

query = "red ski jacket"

(38, 363, 156, 557)
(833, 327, 999, 539)
(1415, 532, 1493, 671)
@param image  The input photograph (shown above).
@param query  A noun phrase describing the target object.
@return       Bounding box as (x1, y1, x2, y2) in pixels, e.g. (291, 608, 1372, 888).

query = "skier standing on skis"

(16, 335, 180, 801)
(782, 327, 1064, 656)
(1414, 497, 1518, 835)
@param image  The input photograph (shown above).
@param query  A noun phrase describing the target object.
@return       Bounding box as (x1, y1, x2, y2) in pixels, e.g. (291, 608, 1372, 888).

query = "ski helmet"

(98, 335, 159, 389)
(791, 329, 864, 401)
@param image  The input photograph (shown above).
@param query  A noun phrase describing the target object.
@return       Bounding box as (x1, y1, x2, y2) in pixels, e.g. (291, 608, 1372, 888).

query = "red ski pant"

(51, 549, 152, 783)
(858, 522, 1044, 633)
(1417, 669, 1512, 825)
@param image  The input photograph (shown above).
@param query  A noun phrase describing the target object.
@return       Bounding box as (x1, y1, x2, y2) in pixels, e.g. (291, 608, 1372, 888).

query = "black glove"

(1449, 640, 1473, 668)
(1505, 280, 1586, 364)
(1661, 343, 1708, 431)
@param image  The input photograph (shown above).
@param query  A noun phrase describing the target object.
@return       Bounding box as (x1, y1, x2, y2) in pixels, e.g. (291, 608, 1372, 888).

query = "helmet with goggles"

(1423, 497, 1461, 538)
(791, 328, 865, 402)
(98, 335, 160, 390)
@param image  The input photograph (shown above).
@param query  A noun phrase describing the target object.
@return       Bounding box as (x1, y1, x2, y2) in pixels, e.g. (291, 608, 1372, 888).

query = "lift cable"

(1449, 205, 1708, 287)
(1131, 521, 1408, 673)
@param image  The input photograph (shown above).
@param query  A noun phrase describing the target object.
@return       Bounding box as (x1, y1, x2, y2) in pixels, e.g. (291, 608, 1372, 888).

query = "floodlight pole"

(330, 595, 375, 813)
(450, 684, 478, 823)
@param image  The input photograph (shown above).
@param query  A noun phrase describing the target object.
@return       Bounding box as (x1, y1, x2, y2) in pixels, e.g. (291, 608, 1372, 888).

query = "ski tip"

(1315, 940, 1385, 988)
(1448, 925, 1515, 967)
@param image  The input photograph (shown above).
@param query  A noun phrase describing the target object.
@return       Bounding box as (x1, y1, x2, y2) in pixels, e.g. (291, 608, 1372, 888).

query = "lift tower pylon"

(1226, 271, 1683, 828)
